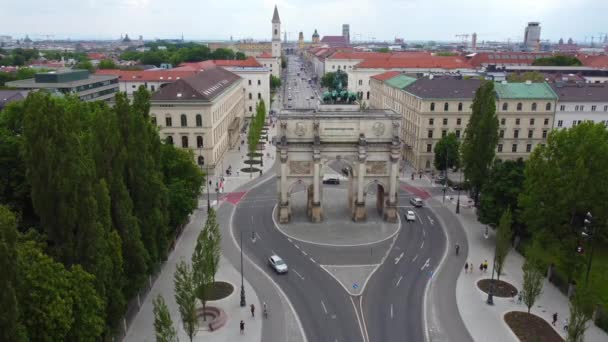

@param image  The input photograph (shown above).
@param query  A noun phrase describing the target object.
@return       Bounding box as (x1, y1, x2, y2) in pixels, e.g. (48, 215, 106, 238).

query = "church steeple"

(272, 5, 281, 24)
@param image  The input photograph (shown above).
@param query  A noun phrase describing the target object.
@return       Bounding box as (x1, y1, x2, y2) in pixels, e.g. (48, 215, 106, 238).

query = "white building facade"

(551, 83, 608, 129)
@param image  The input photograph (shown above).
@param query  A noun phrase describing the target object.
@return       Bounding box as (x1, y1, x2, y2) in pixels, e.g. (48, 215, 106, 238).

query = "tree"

(461, 81, 499, 204)
(270, 74, 281, 91)
(494, 208, 513, 281)
(161, 143, 203, 229)
(98, 59, 117, 69)
(235, 52, 247, 60)
(567, 288, 595, 342)
(532, 55, 582, 66)
(281, 55, 287, 69)
(377, 47, 390, 53)
(210, 48, 235, 60)
(321, 72, 336, 88)
(518, 122, 608, 279)
(174, 260, 198, 342)
(433, 132, 460, 171)
(506, 71, 545, 83)
(75, 60, 95, 73)
(66, 265, 105, 341)
(521, 258, 544, 313)
(205, 208, 220, 283)
(153, 295, 178, 342)
(192, 224, 213, 321)
(478, 159, 525, 225)
(0, 206, 27, 342)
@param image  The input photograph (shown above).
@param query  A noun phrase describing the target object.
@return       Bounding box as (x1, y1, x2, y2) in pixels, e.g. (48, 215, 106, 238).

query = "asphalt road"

(232, 175, 447, 342)
(282, 55, 319, 109)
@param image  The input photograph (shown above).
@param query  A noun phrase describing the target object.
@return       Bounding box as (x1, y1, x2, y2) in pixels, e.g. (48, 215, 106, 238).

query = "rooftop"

(95, 69, 197, 82)
(355, 55, 473, 70)
(151, 66, 241, 102)
(550, 83, 608, 102)
(6, 73, 117, 89)
(385, 74, 418, 89)
(404, 77, 483, 99)
(278, 108, 400, 119)
(371, 71, 402, 81)
(494, 82, 558, 100)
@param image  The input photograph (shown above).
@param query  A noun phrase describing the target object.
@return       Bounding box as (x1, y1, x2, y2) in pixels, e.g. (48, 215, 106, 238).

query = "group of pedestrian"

(463, 260, 489, 273)
(239, 303, 269, 335)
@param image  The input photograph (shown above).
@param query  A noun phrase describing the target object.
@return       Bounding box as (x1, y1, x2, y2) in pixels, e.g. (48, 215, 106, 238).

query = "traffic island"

(504, 311, 564, 342)
(477, 279, 518, 297)
(240, 167, 261, 173)
(206, 281, 234, 300)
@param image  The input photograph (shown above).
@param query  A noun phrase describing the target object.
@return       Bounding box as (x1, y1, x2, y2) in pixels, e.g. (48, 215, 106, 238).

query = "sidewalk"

(437, 194, 608, 342)
(124, 210, 262, 341)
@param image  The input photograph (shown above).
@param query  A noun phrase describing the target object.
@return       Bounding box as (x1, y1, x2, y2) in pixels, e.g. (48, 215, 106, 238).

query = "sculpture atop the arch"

(276, 108, 402, 223)
(322, 69, 358, 104)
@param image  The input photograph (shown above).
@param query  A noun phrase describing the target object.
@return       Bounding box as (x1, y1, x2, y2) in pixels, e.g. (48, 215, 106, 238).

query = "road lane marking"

(427, 215, 435, 225)
(302, 251, 308, 256)
(294, 244, 300, 249)
(420, 240, 424, 249)
(394, 252, 405, 264)
(310, 257, 317, 264)
(359, 296, 370, 342)
(293, 269, 305, 280)
(422, 228, 426, 237)
(350, 297, 366, 342)
(390, 304, 393, 319)
(413, 254, 418, 262)
(396, 275, 403, 287)
(321, 301, 328, 314)
(255, 232, 262, 240)
(420, 258, 431, 271)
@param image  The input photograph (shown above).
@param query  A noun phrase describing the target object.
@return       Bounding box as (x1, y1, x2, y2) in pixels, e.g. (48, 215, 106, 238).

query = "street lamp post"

(487, 252, 497, 305)
(456, 168, 462, 214)
(442, 147, 448, 203)
(240, 231, 246, 307)
(198, 150, 211, 210)
(583, 212, 596, 285)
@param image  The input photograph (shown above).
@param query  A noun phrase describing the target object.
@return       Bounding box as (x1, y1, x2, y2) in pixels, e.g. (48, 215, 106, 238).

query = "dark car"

(322, 177, 340, 185)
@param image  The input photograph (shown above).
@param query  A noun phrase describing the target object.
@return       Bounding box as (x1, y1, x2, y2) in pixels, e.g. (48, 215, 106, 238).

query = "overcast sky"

(1, 0, 607, 43)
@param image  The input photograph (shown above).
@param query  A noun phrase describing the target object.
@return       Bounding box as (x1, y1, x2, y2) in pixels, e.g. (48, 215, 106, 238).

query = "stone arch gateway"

(276, 109, 402, 223)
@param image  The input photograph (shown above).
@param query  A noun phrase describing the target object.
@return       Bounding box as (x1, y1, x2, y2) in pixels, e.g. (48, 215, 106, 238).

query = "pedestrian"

(250, 303, 255, 318)
(563, 318, 569, 331)
(552, 312, 558, 326)
(455, 243, 460, 256)
(464, 262, 469, 273)
(240, 320, 245, 334)
(263, 302, 268, 319)
(510, 290, 516, 302)
(517, 292, 523, 304)
(483, 260, 488, 272)
(479, 263, 484, 273)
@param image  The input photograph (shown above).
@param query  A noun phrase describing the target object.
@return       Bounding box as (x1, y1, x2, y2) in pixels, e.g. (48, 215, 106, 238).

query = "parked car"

(268, 255, 288, 274)
(405, 210, 416, 222)
(410, 197, 424, 207)
(322, 177, 340, 185)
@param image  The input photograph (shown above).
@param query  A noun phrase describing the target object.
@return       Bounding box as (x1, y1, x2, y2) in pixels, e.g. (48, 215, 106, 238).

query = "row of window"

(430, 102, 465, 112)
(559, 104, 608, 112)
(425, 142, 539, 153)
(247, 79, 263, 86)
(499, 129, 548, 139)
(499, 117, 550, 126)
(429, 118, 463, 125)
(154, 114, 203, 127)
(248, 93, 262, 100)
(427, 129, 462, 138)
(165, 135, 204, 148)
(557, 119, 608, 127)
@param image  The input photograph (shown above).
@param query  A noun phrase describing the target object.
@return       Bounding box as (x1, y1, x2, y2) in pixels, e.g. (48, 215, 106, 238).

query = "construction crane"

(455, 34, 470, 47)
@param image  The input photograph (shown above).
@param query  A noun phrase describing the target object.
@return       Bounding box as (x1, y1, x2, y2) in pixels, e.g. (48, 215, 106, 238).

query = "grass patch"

(206, 281, 234, 301)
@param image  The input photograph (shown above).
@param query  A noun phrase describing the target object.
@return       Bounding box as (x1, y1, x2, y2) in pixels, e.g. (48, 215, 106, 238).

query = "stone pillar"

(310, 150, 322, 222)
(352, 136, 367, 222)
(278, 145, 291, 223)
(384, 139, 400, 223)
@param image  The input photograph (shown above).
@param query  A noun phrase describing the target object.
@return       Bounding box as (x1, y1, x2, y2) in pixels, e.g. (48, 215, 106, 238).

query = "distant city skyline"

(1, 0, 607, 43)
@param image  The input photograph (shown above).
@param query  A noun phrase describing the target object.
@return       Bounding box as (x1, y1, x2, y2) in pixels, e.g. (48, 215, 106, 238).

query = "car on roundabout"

(268, 255, 288, 274)
(405, 210, 416, 222)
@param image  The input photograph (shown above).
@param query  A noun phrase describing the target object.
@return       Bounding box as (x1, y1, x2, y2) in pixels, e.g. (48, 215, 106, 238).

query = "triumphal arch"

(276, 108, 402, 224)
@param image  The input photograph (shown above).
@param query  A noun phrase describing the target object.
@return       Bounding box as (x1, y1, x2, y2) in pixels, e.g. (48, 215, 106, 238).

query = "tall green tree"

(461, 81, 499, 204)
(0, 206, 27, 342)
(270, 74, 281, 91)
(433, 132, 460, 171)
(506, 71, 545, 83)
(98, 59, 117, 69)
(161, 143, 203, 229)
(66, 265, 105, 341)
(153, 295, 178, 342)
(174, 260, 198, 342)
(567, 288, 595, 342)
(478, 159, 525, 226)
(518, 122, 608, 281)
(191, 209, 220, 321)
(206, 208, 221, 283)
(521, 258, 544, 314)
(532, 55, 582, 66)
(494, 208, 513, 281)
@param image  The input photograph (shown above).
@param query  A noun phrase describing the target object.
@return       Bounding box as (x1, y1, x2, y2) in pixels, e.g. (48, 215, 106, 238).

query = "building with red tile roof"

(320, 35, 349, 47)
(577, 54, 608, 69)
(370, 71, 402, 81)
(95, 69, 198, 96)
(466, 52, 552, 69)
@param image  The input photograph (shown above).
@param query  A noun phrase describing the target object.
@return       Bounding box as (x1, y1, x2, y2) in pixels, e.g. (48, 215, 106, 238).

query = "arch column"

(310, 149, 323, 222)
(352, 135, 367, 222)
(278, 143, 291, 223)
(384, 139, 400, 222)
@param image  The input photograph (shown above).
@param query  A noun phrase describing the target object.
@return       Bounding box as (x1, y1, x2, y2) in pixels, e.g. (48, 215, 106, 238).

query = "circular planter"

(504, 311, 564, 342)
(241, 167, 261, 173)
(247, 152, 263, 158)
(477, 279, 518, 297)
(244, 160, 262, 165)
(206, 281, 234, 301)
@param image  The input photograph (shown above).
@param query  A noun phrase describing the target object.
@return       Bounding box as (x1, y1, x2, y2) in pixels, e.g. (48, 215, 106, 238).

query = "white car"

(268, 255, 288, 274)
(405, 210, 416, 222)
